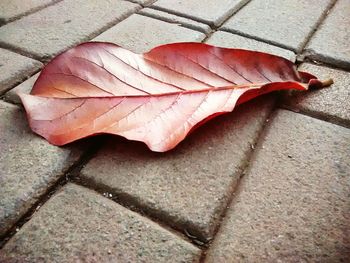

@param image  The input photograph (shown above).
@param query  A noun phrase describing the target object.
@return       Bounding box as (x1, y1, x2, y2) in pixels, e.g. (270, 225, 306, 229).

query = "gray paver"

(284, 63, 350, 127)
(206, 31, 296, 62)
(152, 0, 250, 26)
(305, 0, 350, 69)
(0, 0, 55, 25)
(0, 101, 82, 236)
(138, 8, 211, 34)
(206, 110, 350, 262)
(80, 96, 275, 241)
(0, 48, 42, 95)
(221, 0, 333, 52)
(0, 0, 140, 60)
(4, 73, 40, 104)
(1, 183, 201, 262)
(94, 14, 206, 53)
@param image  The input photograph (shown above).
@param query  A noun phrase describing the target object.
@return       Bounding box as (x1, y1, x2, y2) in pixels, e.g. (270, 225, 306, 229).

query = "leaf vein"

(207, 50, 253, 84)
(143, 56, 214, 88)
(71, 56, 150, 95)
(174, 52, 237, 85)
(102, 48, 186, 91)
(49, 72, 115, 96)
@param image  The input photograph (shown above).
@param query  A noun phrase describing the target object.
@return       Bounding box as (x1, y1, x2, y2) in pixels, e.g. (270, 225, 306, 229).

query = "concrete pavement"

(0, 0, 349, 262)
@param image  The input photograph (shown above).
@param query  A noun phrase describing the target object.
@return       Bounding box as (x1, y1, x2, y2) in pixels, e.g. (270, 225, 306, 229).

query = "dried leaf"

(19, 42, 327, 152)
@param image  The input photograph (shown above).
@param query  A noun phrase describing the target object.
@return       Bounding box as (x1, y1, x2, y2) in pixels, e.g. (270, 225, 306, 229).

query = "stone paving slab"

(206, 110, 350, 262)
(221, 0, 333, 52)
(0, 101, 82, 237)
(206, 31, 296, 62)
(0, 0, 56, 25)
(4, 73, 40, 105)
(0, 183, 201, 262)
(284, 63, 350, 127)
(94, 14, 206, 53)
(80, 96, 274, 242)
(0, 0, 140, 60)
(0, 48, 42, 95)
(139, 8, 211, 34)
(305, 0, 350, 70)
(152, 0, 250, 26)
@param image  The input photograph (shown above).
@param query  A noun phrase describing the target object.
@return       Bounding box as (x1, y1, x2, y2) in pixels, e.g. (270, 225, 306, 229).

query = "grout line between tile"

(0, 67, 42, 98)
(302, 53, 350, 72)
(0, 41, 43, 62)
(279, 106, 350, 130)
(0, 138, 103, 249)
(219, 27, 298, 52)
(199, 97, 278, 262)
(0, 4, 142, 63)
(300, 59, 350, 73)
(137, 12, 210, 34)
(0, 0, 63, 27)
(298, 0, 338, 54)
(200, 0, 251, 43)
(73, 174, 204, 250)
(123, 0, 158, 7)
(148, 5, 215, 26)
(0, 134, 202, 251)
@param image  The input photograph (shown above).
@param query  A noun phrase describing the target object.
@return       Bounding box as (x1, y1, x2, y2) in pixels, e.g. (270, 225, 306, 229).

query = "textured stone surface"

(206, 31, 296, 61)
(305, 0, 350, 69)
(139, 8, 211, 34)
(94, 14, 205, 53)
(0, 0, 55, 25)
(4, 73, 40, 104)
(0, 48, 42, 95)
(284, 63, 350, 127)
(0, 0, 140, 60)
(206, 110, 350, 262)
(80, 96, 275, 241)
(222, 0, 333, 52)
(0, 101, 82, 236)
(1, 183, 201, 262)
(152, 0, 250, 26)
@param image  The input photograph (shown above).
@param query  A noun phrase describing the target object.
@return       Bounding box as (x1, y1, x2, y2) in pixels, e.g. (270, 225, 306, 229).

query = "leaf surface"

(20, 42, 323, 152)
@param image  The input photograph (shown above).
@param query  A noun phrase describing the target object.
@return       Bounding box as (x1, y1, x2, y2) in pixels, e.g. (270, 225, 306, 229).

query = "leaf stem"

(321, 78, 334, 87)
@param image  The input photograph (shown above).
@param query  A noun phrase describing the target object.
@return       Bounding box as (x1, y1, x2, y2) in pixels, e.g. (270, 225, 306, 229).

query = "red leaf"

(19, 42, 325, 152)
